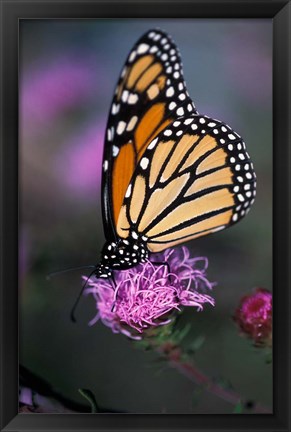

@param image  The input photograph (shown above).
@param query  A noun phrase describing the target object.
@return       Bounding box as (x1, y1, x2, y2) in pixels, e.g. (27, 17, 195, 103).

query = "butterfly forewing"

(116, 115, 256, 252)
(102, 29, 197, 240)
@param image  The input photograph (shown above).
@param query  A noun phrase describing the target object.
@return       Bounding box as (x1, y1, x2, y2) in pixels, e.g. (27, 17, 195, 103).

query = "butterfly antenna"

(70, 268, 97, 323)
(46, 265, 96, 280)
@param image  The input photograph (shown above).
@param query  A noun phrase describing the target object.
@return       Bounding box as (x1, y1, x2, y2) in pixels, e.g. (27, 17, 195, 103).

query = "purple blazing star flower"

(84, 246, 215, 339)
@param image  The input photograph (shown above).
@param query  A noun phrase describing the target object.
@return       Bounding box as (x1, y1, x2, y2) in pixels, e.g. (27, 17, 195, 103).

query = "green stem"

(155, 344, 271, 414)
(78, 389, 99, 413)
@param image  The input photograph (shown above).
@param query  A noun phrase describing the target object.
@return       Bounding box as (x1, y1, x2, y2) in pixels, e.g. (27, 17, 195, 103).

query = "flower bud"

(234, 288, 272, 347)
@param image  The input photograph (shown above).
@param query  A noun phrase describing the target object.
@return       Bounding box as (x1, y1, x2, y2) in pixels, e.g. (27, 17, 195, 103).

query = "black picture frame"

(0, 0, 290, 431)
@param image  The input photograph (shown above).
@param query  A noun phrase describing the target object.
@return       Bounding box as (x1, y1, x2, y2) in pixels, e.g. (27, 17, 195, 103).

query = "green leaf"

(187, 335, 205, 354)
(233, 401, 243, 414)
(178, 323, 192, 341)
(78, 388, 99, 413)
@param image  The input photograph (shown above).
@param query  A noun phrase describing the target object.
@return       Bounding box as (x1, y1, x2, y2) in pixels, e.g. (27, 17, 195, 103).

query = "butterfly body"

(95, 237, 149, 278)
(95, 29, 256, 280)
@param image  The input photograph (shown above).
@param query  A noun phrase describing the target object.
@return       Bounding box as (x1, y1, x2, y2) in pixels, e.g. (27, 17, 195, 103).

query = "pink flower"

(20, 56, 97, 132)
(54, 122, 105, 199)
(233, 288, 272, 346)
(84, 247, 215, 339)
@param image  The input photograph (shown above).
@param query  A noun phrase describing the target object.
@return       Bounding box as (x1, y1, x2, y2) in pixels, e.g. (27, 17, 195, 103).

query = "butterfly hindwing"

(102, 29, 197, 239)
(116, 114, 256, 252)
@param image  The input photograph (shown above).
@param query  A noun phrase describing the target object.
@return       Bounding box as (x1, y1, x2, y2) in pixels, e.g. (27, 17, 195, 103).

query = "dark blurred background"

(19, 19, 272, 413)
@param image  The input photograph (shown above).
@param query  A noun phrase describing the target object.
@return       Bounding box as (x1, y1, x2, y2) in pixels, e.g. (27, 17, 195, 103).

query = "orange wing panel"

(134, 102, 173, 159)
(112, 142, 135, 225)
(126, 55, 154, 88)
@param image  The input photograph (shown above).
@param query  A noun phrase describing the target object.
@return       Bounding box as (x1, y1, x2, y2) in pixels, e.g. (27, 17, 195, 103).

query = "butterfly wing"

(102, 29, 197, 240)
(115, 114, 256, 251)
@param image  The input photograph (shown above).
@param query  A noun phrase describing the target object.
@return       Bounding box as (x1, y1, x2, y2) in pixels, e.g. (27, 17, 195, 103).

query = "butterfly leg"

(111, 272, 117, 312)
(111, 272, 117, 287)
(70, 268, 97, 322)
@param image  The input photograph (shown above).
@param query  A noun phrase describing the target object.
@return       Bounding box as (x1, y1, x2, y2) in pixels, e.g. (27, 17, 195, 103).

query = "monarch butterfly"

(94, 29, 256, 279)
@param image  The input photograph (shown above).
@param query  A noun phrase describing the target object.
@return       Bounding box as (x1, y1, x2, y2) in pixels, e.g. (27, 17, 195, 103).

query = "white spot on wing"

(148, 137, 158, 149)
(126, 116, 138, 131)
(137, 43, 149, 54)
(211, 226, 225, 233)
(128, 50, 136, 62)
(117, 121, 126, 135)
(166, 86, 174, 97)
(140, 157, 149, 170)
(122, 90, 129, 102)
(128, 93, 138, 104)
(177, 107, 184, 116)
(111, 103, 120, 115)
(238, 194, 245, 202)
(112, 145, 119, 157)
(184, 118, 193, 125)
(107, 128, 113, 141)
(125, 184, 132, 198)
(164, 129, 172, 136)
(150, 45, 158, 53)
